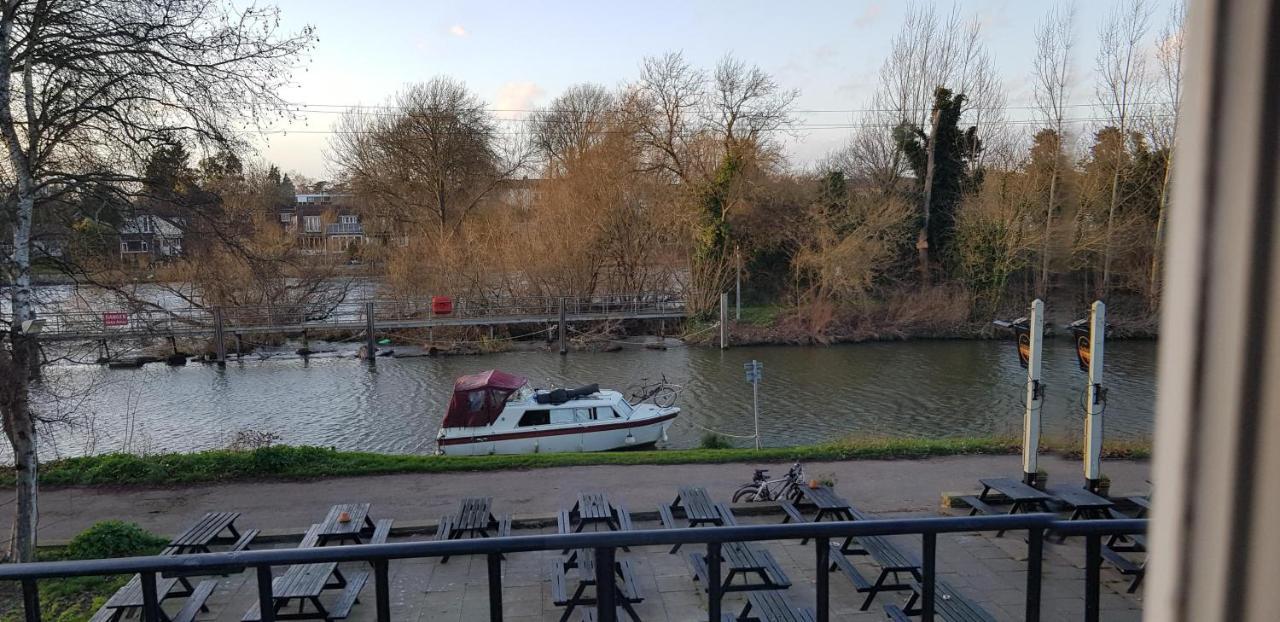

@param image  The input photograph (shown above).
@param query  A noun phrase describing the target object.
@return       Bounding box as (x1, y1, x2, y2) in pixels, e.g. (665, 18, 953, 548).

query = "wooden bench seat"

(616, 506, 634, 532)
(496, 514, 513, 538)
(1100, 545, 1146, 593)
(885, 578, 995, 621)
(778, 501, 807, 525)
(724, 589, 816, 622)
(299, 523, 323, 549)
(369, 519, 393, 545)
(171, 580, 218, 622)
(231, 528, 260, 552)
(657, 503, 677, 529)
(87, 607, 117, 622)
(829, 535, 921, 610)
(956, 495, 1000, 517)
(326, 569, 370, 620)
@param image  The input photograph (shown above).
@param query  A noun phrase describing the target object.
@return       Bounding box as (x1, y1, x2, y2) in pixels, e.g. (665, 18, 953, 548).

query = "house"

(118, 213, 185, 263)
(278, 192, 365, 254)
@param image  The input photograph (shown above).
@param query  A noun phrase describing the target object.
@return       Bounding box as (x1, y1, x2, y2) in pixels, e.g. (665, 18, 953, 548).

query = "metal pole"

(1084, 301, 1106, 489)
(706, 542, 721, 622)
(558, 297, 567, 355)
(1023, 299, 1045, 485)
(753, 376, 760, 450)
(256, 565, 276, 622)
(719, 293, 728, 350)
(594, 547, 617, 622)
(140, 571, 161, 622)
(487, 553, 503, 622)
(1026, 527, 1043, 622)
(21, 579, 39, 622)
(921, 532, 936, 622)
(213, 307, 226, 365)
(365, 302, 377, 363)
(235, 333, 243, 359)
(1085, 534, 1101, 622)
(374, 559, 390, 622)
(815, 537, 830, 622)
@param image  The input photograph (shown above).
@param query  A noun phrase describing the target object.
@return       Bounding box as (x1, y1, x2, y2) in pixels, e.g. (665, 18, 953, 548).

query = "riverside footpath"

(5, 454, 1149, 543)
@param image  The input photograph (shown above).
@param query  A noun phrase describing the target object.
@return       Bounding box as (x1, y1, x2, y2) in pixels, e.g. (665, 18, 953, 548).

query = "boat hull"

(437, 409, 677, 456)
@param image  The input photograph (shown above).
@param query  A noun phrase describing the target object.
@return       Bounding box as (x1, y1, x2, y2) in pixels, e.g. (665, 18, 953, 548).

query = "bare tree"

(625, 51, 706, 184)
(1032, 2, 1077, 298)
(0, 0, 313, 562)
(705, 54, 798, 159)
(1095, 0, 1152, 298)
(330, 78, 529, 238)
(531, 83, 615, 173)
(1147, 1, 1185, 306)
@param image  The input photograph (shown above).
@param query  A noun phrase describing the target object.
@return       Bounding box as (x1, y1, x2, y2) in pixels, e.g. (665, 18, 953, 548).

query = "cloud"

(853, 3, 883, 29)
(493, 81, 546, 119)
(448, 24, 468, 37)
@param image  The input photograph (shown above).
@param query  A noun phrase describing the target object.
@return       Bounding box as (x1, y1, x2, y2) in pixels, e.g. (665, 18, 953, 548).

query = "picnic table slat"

(979, 477, 1054, 501)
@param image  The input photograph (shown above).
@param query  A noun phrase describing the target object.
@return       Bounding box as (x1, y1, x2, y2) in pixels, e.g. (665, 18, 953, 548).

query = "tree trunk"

(1149, 150, 1174, 309)
(1039, 160, 1060, 299)
(1100, 157, 1123, 300)
(918, 110, 941, 287)
(1, 334, 38, 563)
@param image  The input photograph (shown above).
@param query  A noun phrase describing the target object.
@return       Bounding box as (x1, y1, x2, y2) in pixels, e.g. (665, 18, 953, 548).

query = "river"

(13, 338, 1158, 460)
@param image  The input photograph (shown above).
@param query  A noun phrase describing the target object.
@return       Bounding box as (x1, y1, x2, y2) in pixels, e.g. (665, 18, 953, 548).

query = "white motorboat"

(435, 370, 679, 455)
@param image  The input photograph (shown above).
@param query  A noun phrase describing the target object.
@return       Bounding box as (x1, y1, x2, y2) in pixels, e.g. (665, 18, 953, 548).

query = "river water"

(17, 338, 1158, 460)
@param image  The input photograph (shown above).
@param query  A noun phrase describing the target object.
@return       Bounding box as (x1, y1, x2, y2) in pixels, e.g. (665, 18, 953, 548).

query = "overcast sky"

(257, 0, 1181, 180)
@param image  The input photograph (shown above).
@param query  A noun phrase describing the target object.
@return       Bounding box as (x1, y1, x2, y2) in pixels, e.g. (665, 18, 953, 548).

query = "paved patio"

(159, 511, 1143, 622)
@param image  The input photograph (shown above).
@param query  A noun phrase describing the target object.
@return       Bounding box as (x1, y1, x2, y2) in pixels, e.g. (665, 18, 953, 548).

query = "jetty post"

(365, 302, 377, 362)
(558, 297, 567, 355)
(213, 307, 226, 365)
(1081, 300, 1107, 491)
(1021, 299, 1046, 486)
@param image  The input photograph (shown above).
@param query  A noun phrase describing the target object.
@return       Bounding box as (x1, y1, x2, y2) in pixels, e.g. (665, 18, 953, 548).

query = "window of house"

(139, 218, 153, 234)
(280, 213, 292, 223)
(517, 410, 549, 427)
(303, 215, 321, 233)
(340, 214, 357, 225)
(121, 240, 148, 253)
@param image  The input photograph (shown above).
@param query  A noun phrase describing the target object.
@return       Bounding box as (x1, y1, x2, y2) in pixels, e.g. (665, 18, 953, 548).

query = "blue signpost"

(745, 360, 763, 449)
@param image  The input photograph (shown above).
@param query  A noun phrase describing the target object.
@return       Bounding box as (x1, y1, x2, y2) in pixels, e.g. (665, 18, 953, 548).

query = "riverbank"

(12, 437, 1151, 488)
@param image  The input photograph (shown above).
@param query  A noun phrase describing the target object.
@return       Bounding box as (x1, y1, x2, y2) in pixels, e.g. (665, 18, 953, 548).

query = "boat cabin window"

(613, 400, 633, 417)
(517, 409, 550, 427)
(574, 408, 592, 422)
(550, 409, 575, 425)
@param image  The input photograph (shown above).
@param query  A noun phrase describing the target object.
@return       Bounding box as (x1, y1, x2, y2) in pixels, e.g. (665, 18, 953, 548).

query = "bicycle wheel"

(732, 484, 762, 503)
(653, 387, 678, 408)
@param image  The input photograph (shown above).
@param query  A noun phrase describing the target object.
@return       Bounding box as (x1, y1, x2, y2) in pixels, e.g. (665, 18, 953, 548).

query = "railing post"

(374, 558, 391, 622)
(707, 542, 722, 622)
(921, 532, 935, 622)
(1085, 533, 1101, 622)
(815, 536, 830, 622)
(140, 571, 161, 622)
(719, 293, 728, 349)
(487, 553, 503, 622)
(21, 578, 39, 622)
(256, 565, 276, 622)
(594, 547, 617, 622)
(1026, 527, 1043, 622)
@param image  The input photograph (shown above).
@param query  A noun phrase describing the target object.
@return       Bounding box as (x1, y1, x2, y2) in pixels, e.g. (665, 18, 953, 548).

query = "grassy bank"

(17, 437, 1151, 488)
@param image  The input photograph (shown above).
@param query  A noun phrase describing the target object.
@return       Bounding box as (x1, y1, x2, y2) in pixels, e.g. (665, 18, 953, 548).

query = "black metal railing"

(0, 514, 1147, 622)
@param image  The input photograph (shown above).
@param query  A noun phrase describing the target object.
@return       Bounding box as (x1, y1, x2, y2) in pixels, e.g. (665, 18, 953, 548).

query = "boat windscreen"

(442, 370, 528, 428)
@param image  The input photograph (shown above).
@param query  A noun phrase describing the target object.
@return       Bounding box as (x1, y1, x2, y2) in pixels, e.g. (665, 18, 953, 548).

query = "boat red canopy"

(442, 370, 528, 428)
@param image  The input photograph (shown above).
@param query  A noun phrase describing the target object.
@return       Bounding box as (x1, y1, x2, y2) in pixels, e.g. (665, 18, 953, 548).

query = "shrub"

(700, 433, 733, 450)
(66, 521, 167, 560)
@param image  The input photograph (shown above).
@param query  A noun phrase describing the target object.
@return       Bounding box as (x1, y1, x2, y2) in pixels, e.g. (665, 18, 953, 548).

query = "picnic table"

(779, 484, 859, 553)
(959, 478, 1055, 536)
(98, 575, 216, 622)
(660, 486, 731, 552)
(242, 563, 369, 621)
(1049, 485, 1116, 521)
(689, 541, 792, 593)
(551, 549, 642, 622)
(166, 511, 257, 554)
(434, 497, 512, 563)
(315, 503, 379, 546)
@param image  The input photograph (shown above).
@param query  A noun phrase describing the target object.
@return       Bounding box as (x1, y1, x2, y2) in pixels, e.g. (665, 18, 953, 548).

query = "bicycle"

(732, 462, 805, 503)
(625, 374, 682, 408)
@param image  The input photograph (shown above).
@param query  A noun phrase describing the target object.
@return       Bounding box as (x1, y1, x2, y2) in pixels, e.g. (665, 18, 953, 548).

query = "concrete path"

(4, 454, 1149, 542)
